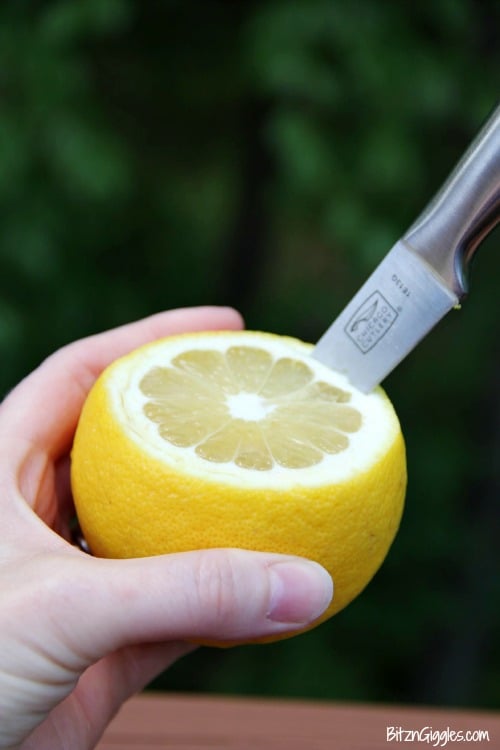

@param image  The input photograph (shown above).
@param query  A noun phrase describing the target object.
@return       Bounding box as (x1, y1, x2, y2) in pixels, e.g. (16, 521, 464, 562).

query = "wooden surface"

(97, 692, 499, 749)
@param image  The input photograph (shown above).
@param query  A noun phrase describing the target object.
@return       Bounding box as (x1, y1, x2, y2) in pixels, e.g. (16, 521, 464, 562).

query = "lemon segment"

(71, 330, 407, 643)
(139, 346, 361, 471)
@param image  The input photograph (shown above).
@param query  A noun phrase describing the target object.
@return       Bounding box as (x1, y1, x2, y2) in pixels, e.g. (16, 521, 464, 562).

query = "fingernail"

(267, 560, 333, 625)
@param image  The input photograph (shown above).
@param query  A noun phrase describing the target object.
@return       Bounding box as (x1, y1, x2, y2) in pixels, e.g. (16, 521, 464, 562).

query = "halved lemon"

(71, 330, 406, 639)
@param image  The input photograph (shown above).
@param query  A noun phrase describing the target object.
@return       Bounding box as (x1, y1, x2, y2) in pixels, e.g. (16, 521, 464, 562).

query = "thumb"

(0, 548, 333, 745)
(58, 548, 333, 660)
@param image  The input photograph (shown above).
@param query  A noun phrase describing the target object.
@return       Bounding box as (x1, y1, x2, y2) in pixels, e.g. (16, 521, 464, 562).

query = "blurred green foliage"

(1, 0, 499, 708)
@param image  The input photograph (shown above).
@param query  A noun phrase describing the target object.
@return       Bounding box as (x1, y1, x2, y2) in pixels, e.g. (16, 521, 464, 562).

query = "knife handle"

(403, 103, 500, 299)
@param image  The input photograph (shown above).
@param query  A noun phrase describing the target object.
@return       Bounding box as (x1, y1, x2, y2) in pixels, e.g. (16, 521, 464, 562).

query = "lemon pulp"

(140, 346, 362, 471)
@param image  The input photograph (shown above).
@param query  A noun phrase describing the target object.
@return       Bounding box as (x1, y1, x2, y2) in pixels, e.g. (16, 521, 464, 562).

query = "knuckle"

(192, 550, 241, 627)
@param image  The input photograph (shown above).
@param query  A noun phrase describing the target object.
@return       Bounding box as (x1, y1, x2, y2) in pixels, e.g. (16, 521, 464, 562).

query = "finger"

(0, 307, 243, 514)
(2, 548, 332, 745)
(47, 549, 333, 662)
(73, 640, 196, 723)
(23, 642, 195, 750)
(1, 306, 243, 462)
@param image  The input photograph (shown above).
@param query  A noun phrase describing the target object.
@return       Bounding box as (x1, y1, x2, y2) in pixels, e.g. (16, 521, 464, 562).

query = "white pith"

(108, 331, 400, 489)
(226, 392, 276, 421)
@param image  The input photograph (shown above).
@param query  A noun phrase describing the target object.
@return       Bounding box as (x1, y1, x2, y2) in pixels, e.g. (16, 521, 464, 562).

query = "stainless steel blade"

(312, 104, 500, 391)
(312, 241, 458, 392)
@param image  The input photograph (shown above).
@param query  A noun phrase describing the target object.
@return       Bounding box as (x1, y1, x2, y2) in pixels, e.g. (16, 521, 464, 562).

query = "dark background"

(1, 0, 499, 708)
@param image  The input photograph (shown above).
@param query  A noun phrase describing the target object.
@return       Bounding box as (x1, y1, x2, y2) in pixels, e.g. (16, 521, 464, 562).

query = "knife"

(313, 104, 500, 392)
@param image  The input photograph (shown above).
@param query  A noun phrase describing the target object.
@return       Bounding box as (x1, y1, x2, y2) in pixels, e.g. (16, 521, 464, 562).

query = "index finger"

(1, 307, 243, 460)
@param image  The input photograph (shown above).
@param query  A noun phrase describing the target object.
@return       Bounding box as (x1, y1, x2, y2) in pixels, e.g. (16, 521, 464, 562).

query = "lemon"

(71, 330, 406, 641)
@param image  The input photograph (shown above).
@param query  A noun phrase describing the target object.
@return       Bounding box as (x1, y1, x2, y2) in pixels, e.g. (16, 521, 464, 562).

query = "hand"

(0, 306, 333, 750)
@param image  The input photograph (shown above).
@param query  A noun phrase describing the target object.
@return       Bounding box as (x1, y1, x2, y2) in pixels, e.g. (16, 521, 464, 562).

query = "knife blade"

(313, 104, 500, 392)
